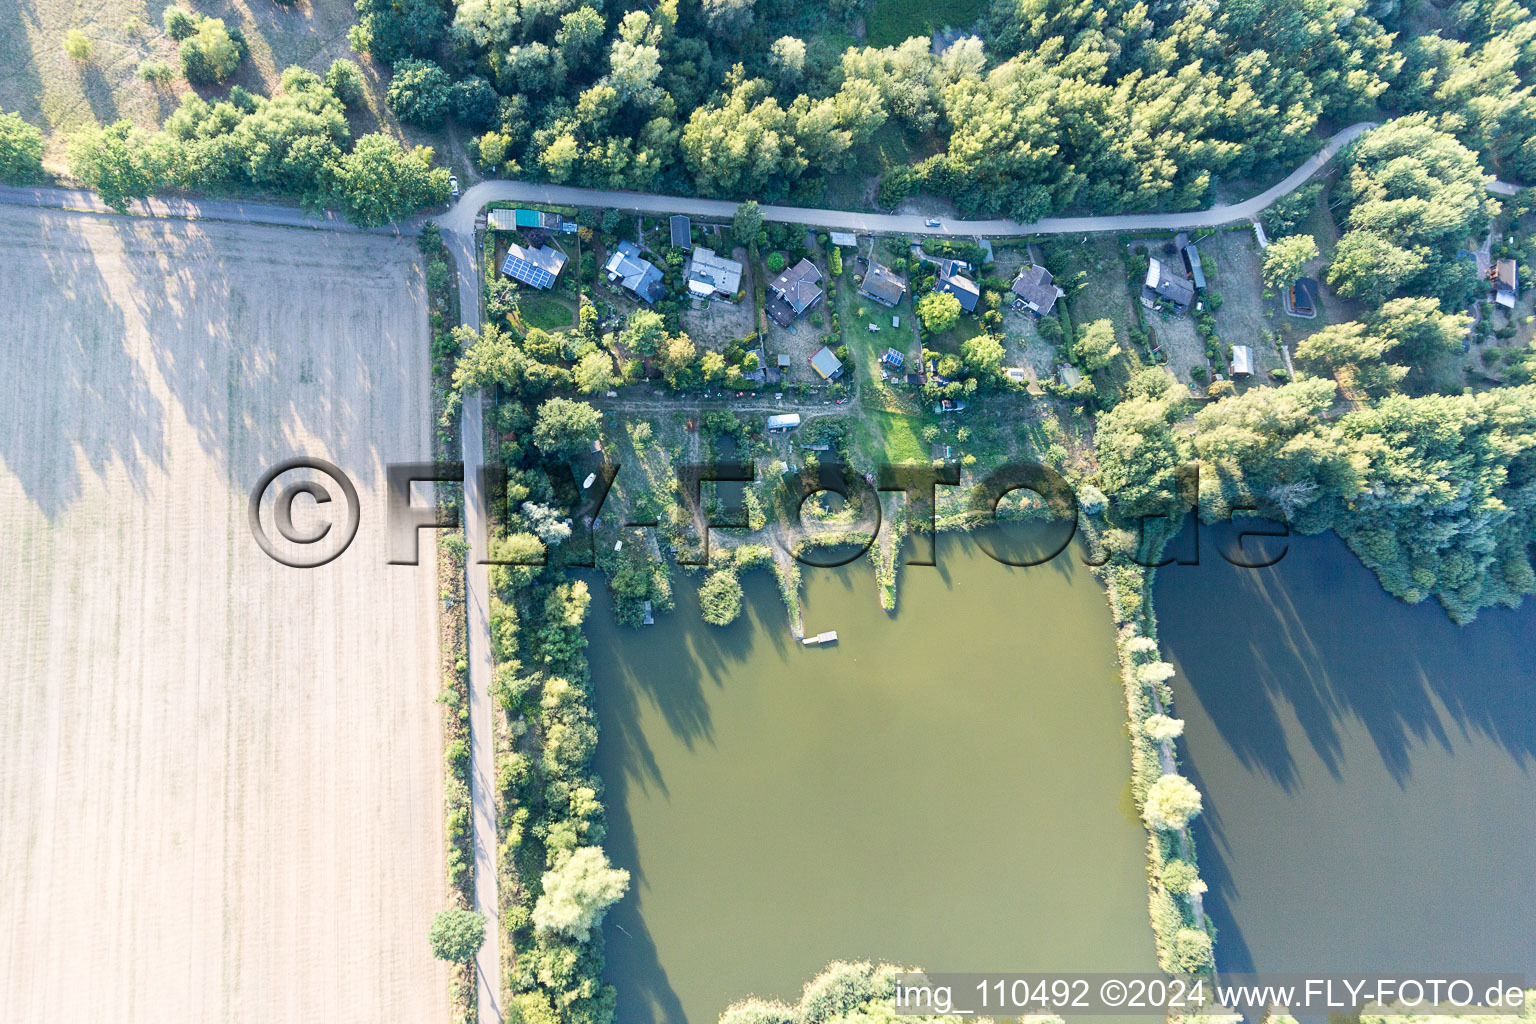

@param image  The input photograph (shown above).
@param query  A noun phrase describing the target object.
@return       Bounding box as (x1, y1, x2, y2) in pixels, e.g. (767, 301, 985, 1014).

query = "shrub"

(324, 58, 367, 107)
(162, 6, 197, 39)
(137, 59, 175, 84)
(63, 29, 93, 62)
(699, 569, 744, 626)
(179, 17, 244, 85)
(428, 907, 486, 962)
(765, 251, 786, 274)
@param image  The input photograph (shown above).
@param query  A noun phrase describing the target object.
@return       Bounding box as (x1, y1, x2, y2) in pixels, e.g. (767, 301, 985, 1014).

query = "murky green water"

(587, 533, 1157, 1024)
(1155, 530, 1536, 973)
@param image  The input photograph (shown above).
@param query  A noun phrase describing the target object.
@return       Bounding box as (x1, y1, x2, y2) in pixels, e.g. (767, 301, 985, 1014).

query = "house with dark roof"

(858, 261, 907, 307)
(1289, 277, 1319, 317)
(1494, 258, 1518, 309)
(809, 345, 843, 380)
(669, 215, 691, 248)
(1141, 258, 1195, 312)
(1175, 233, 1207, 290)
(1010, 265, 1064, 317)
(605, 240, 665, 304)
(501, 242, 568, 290)
(765, 258, 823, 326)
(936, 267, 980, 312)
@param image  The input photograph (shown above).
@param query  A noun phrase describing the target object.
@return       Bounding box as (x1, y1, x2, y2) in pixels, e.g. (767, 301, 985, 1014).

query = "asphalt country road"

(13, 122, 1526, 242)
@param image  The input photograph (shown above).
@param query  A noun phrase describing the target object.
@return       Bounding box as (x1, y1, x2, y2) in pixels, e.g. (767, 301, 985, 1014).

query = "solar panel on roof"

(502, 253, 554, 289)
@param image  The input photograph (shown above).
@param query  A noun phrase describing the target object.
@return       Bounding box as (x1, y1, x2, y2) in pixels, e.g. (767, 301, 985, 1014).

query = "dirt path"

(442, 224, 504, 1024)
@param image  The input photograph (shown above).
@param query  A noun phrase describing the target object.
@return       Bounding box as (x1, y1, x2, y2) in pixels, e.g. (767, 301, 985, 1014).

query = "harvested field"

(0, 207, 448, 1024)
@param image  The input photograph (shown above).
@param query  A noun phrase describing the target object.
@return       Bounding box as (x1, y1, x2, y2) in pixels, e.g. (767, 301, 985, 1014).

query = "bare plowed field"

(0, 207, 448, 1024)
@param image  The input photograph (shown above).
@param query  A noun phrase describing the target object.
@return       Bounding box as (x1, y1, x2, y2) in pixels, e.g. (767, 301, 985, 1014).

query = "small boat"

(801, 631, 838, 646)
(583, 472, 597, 489)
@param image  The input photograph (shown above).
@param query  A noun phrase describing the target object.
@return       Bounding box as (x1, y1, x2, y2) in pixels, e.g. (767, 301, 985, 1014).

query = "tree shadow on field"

(107, 215, 427, 497)
(0, 7, 46, 127)
(81, 63, 119, 126)
(0, 211, 164, 518)
(2, 210, 427, 520)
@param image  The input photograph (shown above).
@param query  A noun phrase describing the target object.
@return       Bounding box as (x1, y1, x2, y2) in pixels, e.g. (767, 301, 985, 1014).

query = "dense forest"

(350, 0, 1535, 218)
(1, 0, 1532, 223)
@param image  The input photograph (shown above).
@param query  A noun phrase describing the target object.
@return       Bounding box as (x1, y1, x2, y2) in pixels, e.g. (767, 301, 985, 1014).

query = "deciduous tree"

(917, 290, 962, 333)
(428, 908, 486, 963)
(531, 846, 629, 941)
(1262, 235, 1319, 290)
(332, 134, 448, 227)
(698, 570, 743, 625)
(1143, 774, 1203, 831)
(0, 109, 45, 185)
(532, 397, 603, 456)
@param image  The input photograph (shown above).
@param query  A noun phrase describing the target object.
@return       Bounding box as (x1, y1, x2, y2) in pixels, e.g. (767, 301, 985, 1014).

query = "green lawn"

(926, 315, 986, 354)
(866, 0, 989, 47)
(520, 292, 575, 331)
(873, 412, 927, 463)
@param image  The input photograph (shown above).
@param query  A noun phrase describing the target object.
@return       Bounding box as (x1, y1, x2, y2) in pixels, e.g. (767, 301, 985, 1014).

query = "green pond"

(1155, 529, 1536, 973)
(586, 533, 1158, 1024)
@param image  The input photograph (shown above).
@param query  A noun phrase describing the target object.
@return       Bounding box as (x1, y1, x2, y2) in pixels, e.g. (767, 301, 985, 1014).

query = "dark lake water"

(586, 534, 1156, 1024)
(1155, 529, 1536, 974)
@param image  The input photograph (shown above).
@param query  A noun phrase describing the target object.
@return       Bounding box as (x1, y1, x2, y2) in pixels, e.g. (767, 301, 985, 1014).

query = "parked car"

(448, 174, 460, 198)
(924, 217, 941, 227)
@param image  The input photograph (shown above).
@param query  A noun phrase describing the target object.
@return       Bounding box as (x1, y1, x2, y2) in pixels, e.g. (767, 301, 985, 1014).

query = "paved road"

(7, 124, 1526, 244)
(442, 225, 504, 1024)
(440, 123, 1387, 238)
